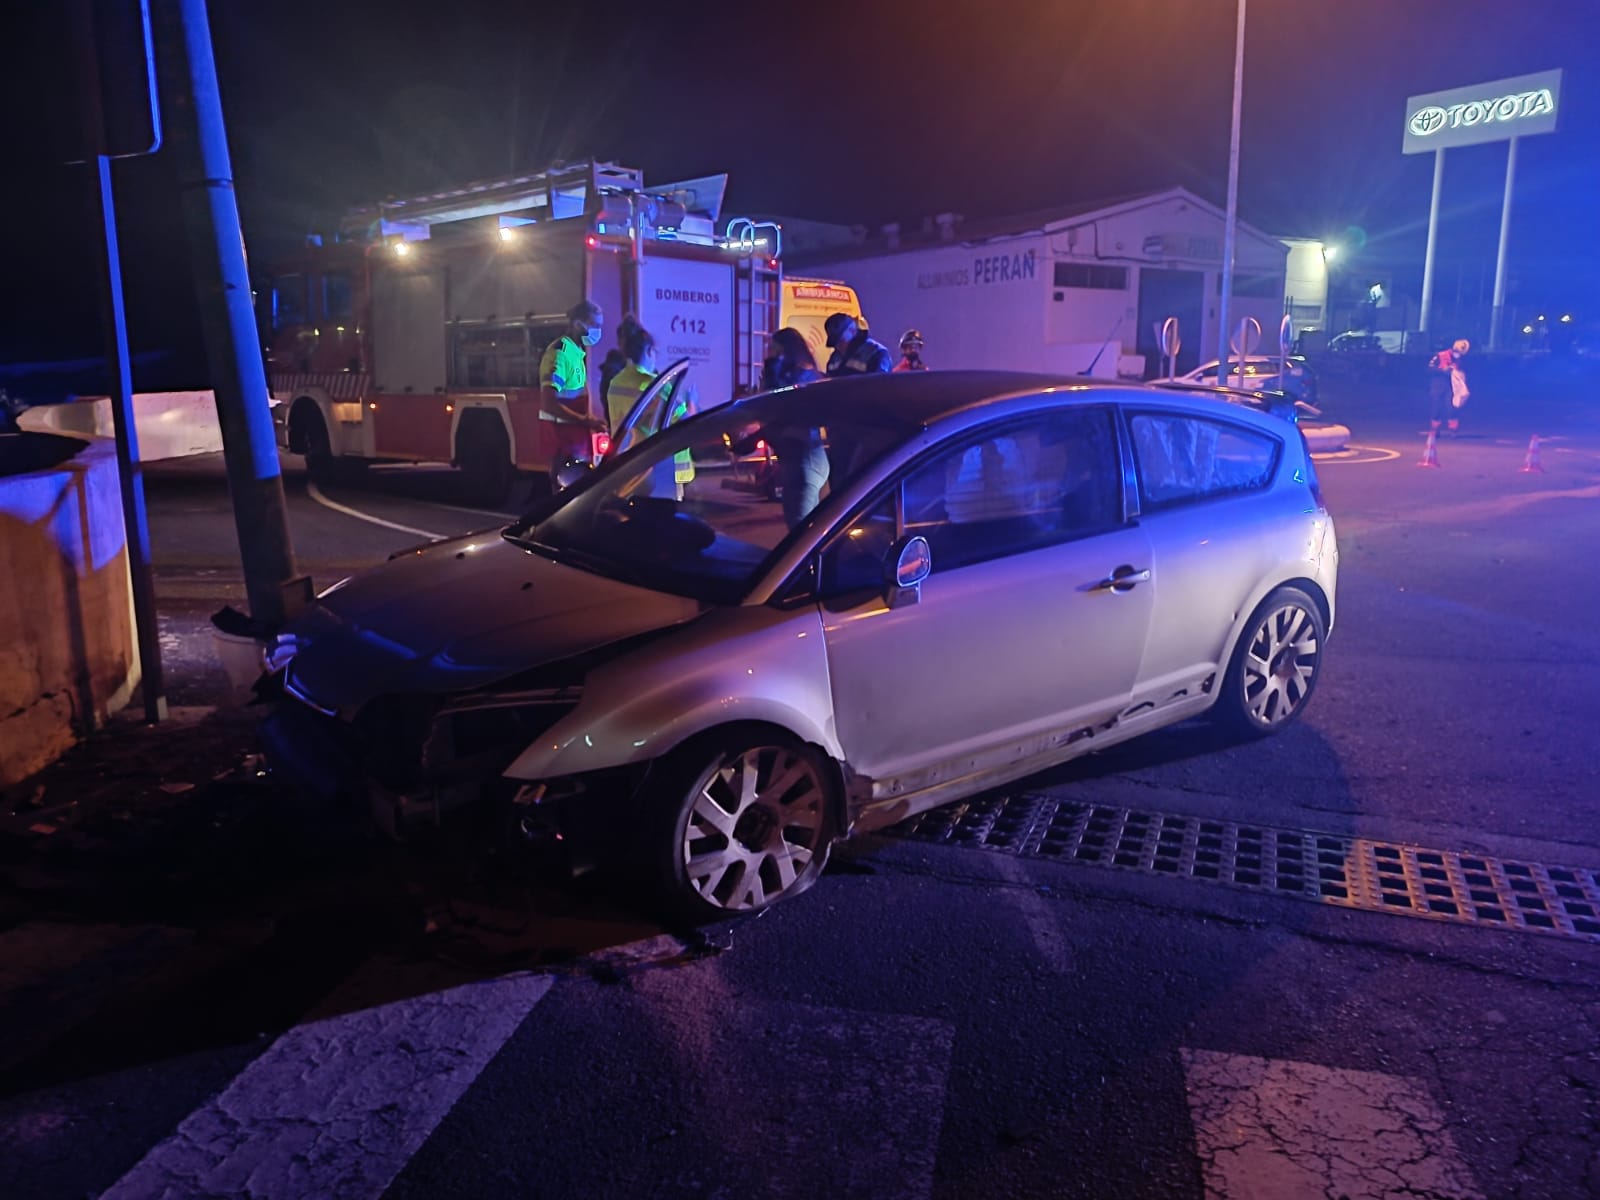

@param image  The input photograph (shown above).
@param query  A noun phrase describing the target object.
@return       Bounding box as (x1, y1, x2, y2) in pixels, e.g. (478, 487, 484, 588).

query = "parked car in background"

(1326, 331, 1387, 355)
(261, 371, 1338, 919)
(1178, 355, 1318, 407)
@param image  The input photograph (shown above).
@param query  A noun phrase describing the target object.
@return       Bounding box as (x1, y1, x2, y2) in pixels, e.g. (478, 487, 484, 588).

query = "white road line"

(100, 970, 554, 1200)
(305, 480, 446, 540)
(1181, 1049, 1483, 1200)
(1314, 443, 1402, 464)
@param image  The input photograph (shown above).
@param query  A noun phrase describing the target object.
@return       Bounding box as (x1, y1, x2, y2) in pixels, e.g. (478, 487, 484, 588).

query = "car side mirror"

(883, 535, 931, 609)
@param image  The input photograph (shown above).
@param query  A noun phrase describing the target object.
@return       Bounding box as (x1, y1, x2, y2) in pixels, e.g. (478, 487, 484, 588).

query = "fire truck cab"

(264, 161, 781, 504)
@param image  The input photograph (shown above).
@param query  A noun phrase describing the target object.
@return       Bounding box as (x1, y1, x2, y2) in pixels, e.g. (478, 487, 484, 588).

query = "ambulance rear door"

(779, 278, 866, 374)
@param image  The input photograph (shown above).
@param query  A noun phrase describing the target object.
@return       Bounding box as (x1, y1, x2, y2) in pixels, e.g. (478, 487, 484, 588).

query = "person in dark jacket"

(761, 328, 829, 528)
(821, 313, 888, 481)
(823, 313, 892, 376)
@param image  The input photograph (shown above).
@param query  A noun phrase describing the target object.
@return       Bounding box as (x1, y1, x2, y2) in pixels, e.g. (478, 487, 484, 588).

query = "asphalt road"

(4, 365, 1600, 1199)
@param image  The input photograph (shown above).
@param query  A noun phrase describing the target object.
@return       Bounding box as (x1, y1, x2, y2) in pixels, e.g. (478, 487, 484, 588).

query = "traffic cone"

(1417, 429, 1440, 468)
(1520, 435, 1545, 473)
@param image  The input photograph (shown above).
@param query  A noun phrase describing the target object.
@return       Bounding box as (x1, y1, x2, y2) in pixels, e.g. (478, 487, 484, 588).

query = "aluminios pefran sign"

(1403, 69, 1562, 153)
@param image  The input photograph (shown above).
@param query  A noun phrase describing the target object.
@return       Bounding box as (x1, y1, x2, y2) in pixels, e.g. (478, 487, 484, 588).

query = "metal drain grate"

(890, 795, 1600, 943)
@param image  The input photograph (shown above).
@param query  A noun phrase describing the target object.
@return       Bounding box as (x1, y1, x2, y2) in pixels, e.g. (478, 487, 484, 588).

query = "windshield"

(506, 391, 904, 604)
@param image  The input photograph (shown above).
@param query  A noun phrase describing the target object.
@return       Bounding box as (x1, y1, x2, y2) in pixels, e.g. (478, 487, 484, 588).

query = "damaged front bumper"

(259, 686, 648, 866)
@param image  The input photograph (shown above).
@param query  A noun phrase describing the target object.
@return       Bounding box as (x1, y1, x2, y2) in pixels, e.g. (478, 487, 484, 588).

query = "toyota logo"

(1409, 106, 1448, 136)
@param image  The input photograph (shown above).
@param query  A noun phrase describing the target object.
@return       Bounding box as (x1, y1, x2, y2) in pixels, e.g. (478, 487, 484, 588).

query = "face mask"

(582, 325, 601, 347)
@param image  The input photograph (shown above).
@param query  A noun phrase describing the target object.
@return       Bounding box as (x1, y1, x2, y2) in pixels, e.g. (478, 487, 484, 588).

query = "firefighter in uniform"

(606, 326, 695, 497)
(823, 313, 892, 376)
(893, 329, 928, 371)
(1426, 338, 1470, 433)
(598, 312, 640, 405)
(540, 300, 605, 423)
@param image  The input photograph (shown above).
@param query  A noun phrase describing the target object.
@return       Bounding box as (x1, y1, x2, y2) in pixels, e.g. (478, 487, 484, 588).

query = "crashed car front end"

(256, 531, 702, 846)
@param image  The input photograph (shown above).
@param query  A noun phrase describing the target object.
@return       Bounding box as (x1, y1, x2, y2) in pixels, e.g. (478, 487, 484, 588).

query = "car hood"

(283, 532, 704, 713)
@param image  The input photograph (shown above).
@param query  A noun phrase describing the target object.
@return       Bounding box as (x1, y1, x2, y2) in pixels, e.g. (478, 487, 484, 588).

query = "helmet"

(900, 329, 925, 352)
(1452, 338, 1471, 354)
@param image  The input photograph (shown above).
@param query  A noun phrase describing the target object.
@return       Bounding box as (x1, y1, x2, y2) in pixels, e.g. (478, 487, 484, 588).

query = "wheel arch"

(651, 718, 851, 835)
(1277, 575, 1332, 631)
(285, 392, 332, 454)
(451, 400, 516, 464)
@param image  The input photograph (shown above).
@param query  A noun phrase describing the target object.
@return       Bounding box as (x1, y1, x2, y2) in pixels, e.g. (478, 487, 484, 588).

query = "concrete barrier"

(0, 436, 140, 787)
(1301, 422, 1352, 455)
(19, 391, 224, 461)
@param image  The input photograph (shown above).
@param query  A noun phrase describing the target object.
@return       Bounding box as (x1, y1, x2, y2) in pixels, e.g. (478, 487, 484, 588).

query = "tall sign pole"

(1489, 137, 1519, 350)
(1403, 70, 1562, 346)
(1215, 0, 1246, 388)
(71, 0, 168, 723)
(153, 0, 305, 626)
(1418, 149, 1444, 334)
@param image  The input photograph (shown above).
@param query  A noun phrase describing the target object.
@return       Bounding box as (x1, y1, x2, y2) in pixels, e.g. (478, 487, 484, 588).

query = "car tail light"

(592, 430, 611, 459)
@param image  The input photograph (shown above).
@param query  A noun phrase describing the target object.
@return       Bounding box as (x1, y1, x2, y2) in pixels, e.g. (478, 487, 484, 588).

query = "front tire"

(1215, 586, 1325, 737)
(651, 731, 838, 921)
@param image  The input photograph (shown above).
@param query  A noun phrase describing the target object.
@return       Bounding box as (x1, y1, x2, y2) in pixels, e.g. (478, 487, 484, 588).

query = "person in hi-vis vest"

(606, 326, 695, 498)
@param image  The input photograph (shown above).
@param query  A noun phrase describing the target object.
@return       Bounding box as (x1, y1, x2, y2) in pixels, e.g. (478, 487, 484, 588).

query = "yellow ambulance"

(779, 278, 868, 371)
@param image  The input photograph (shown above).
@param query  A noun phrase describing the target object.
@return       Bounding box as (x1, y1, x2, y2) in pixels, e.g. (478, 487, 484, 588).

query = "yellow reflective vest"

(606, 365, 694, 483)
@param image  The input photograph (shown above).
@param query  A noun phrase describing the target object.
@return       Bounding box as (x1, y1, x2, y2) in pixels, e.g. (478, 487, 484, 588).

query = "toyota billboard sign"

(1403, 69, 1563, 153)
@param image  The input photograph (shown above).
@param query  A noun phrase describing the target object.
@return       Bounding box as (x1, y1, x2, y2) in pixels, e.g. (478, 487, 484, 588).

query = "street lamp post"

(1216, 0, 1247, 387)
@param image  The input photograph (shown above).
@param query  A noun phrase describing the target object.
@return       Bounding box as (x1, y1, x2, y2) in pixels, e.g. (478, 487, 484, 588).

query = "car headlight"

(423, 688, 582, 777)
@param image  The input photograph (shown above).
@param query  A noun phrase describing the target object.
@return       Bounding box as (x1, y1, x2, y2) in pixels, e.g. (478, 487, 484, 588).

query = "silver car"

(262, 369, 1338, 919)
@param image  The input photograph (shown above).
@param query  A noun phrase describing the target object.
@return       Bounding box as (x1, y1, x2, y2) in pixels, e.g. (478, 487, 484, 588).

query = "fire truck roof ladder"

(342, 160, 647, 238)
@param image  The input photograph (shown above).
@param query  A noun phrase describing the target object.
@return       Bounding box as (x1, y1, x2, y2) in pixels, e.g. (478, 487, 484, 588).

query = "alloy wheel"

(1240, 600, 1321, 728)
(680, 745, 831, 912)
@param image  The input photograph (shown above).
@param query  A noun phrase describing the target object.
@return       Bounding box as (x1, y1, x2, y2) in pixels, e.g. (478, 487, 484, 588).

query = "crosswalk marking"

(1181, 1049, 1482, 1200)
(100, 967, 553, 1200)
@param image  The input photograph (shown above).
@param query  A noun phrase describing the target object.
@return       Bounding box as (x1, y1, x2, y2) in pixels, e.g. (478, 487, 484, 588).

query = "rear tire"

(459, 418, 514, 508)
(1214, 586, 1326, 738)
(294, 405, 339, 484)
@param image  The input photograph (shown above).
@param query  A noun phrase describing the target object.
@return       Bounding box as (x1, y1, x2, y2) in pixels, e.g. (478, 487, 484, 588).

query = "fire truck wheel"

(294, 406, 349, 484)
(459, 418, 514, 507)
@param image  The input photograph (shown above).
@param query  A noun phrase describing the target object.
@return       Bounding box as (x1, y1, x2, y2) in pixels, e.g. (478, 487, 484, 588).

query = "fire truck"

(263, 161, 782, 503)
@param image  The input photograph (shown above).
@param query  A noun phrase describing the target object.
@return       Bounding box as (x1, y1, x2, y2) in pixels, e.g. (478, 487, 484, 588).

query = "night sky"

(3, 0, 1597, 380)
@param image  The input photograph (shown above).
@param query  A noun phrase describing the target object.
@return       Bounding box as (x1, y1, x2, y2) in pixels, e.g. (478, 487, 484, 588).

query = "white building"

(1281, 237, 1332, 334)
(794, 189, 1289, 378)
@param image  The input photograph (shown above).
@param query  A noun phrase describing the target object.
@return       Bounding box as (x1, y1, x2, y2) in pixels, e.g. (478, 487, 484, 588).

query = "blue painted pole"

(92, 153, 168, 722)
(154, 0, 304, 626)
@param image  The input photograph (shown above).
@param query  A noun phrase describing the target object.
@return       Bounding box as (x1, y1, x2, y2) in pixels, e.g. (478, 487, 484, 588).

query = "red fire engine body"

(266, 161, 781, 501)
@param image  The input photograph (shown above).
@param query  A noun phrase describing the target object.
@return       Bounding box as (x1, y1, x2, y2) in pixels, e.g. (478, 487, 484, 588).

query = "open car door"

(608, 358, 692, 460)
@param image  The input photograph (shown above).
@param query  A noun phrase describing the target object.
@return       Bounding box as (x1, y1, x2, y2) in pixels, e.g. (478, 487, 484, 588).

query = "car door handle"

(1095, 565, 1151, 592)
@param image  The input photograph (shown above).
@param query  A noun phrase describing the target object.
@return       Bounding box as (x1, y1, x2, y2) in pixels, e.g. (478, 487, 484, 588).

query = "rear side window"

(1129, 411, 1279, 510)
